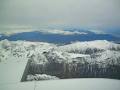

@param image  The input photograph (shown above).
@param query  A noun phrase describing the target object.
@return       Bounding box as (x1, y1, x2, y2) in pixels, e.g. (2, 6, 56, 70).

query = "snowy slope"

(0, 79, 120, 90)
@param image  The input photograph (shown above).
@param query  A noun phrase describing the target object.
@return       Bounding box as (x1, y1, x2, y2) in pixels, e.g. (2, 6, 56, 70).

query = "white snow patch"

(68, 53, 90, 58)
(27, 74, 59, 81)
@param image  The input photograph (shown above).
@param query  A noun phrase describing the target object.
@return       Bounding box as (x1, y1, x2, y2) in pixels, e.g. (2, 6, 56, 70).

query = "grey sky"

(0, 0, 120, 29)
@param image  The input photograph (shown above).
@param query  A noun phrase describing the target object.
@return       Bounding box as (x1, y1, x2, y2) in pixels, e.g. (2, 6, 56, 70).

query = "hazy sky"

(0, 0, 120, 29)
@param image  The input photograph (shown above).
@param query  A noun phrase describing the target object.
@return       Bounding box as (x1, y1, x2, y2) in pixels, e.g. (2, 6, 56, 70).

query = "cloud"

(0, 25, 34, 36)
(0, 25, 87, 36)
(89, 29, 105, 34)
(0, 0, 120, 29)
(37, 29, 87, 35)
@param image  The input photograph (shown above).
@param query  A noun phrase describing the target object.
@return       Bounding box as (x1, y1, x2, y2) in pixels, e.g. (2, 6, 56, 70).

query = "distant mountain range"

(0, 29, 120, 44)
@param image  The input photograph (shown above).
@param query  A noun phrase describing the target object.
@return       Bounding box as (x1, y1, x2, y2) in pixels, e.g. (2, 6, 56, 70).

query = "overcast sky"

(0, 0, 120, 30)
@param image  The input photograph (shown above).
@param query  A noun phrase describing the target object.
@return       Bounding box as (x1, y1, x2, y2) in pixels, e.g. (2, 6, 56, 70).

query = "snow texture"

(0, 40, 120, 80)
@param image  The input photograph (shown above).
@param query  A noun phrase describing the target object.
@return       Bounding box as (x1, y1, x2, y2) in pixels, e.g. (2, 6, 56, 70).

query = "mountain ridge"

(0, 31, 120, 44)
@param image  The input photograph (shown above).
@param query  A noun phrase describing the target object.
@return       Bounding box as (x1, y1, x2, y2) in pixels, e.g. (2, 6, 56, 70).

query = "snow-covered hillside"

(0, 39, 120, 80)
(0, 39, 56, 63)
(58, 40, 120, 54)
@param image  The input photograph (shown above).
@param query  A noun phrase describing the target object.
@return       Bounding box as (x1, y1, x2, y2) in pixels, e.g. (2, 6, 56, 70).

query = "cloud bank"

(0, 25, 87, 36)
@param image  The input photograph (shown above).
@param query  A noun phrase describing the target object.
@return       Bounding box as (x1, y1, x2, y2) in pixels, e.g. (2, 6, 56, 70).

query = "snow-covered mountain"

(0, 40, 120, 80)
